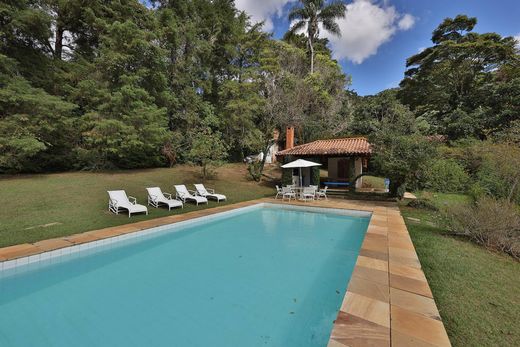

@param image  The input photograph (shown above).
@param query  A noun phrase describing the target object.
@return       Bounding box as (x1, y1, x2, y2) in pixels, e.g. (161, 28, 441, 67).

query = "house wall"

(355, 157, 363, 188)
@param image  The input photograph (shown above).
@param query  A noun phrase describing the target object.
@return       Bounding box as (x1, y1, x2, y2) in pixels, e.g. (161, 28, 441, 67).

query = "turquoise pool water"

(0, 205, 369, 347)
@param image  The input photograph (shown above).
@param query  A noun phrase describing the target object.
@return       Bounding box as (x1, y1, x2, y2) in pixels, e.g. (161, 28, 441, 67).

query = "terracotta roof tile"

(276, 137, 372, 157)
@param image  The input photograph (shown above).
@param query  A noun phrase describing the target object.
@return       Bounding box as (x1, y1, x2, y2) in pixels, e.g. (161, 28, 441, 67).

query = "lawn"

(400, 193, 520, 347)
(0, 164, 276, 248)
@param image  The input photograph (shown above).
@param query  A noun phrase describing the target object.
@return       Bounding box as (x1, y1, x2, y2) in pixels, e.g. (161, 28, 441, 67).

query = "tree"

(73, 19, 170, 169)
(187, 127, 228, 180)
(0, 55, 77, 172)
(398, 15, 520, 140)
(287, 0, 346, 73)
(372, 134, 437, 198)
(346, 89, 420, 136)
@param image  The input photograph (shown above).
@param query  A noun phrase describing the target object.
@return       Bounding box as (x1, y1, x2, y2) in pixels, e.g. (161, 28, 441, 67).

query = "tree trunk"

(308, 35, 314, 74)
(54, 11, 64, 61)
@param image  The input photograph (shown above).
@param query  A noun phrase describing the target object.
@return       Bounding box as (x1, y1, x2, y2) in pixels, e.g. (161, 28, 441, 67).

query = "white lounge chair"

(174, 184, 208, 205)
(108, 190, 148, 217)
(146, 187, 183, 210)
(316, 186, 328, 200)
(194, 184, 226, 202)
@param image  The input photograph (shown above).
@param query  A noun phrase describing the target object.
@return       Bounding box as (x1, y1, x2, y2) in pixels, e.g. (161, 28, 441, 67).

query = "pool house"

(276, 128, 372, 189)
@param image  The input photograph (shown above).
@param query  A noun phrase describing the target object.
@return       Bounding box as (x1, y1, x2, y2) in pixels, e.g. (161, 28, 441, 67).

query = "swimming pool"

(0, 204, 370, 347)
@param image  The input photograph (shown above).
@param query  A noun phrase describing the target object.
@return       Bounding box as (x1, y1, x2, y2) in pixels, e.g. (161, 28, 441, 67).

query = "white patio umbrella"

(281, 159, 321, 187)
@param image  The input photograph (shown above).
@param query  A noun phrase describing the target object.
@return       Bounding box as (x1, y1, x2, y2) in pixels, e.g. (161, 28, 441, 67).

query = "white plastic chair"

(275, 185, 283, 199)
(194, 184, 226, 202)
(301, 187, 316, 202)
(316, 186, 328, 200)
(282, 186, 296, 201)
(146, 187, 183, 210)
(108, 190, 148, 217)
(174, 185, 208, 205)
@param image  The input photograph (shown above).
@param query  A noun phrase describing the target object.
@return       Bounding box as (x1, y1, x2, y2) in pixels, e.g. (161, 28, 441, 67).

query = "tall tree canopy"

(398, 15, 520, 140)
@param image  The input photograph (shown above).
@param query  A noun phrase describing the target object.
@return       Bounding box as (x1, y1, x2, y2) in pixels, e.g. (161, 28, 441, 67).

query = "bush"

(444, 197, 520, 259)
(476, 144, 520, 203)
(423, 159, 470, 193)
(247, 161, 263, 182)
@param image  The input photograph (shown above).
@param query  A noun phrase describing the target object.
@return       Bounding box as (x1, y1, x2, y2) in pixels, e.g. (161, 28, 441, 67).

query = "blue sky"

(235, 0, 520, 95)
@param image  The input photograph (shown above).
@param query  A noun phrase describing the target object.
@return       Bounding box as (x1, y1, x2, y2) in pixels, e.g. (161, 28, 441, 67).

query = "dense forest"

(0, 1, 519, 176)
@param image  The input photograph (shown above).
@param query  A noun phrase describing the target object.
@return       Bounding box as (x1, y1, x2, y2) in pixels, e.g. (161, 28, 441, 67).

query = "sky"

(235, 0, 520, 95)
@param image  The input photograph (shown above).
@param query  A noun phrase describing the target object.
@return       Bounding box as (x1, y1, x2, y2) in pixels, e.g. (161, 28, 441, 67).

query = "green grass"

(400, 194, 520, 347)
(0, 164, 275, 247)
(414, 191, 471, 207)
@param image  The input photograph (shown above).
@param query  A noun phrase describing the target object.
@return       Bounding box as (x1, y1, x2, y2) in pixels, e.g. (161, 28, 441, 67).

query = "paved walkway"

(0, 197, 450, 347)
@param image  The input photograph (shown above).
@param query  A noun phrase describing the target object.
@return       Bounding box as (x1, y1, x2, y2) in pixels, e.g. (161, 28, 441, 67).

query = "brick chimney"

(285, 126, 294, 150)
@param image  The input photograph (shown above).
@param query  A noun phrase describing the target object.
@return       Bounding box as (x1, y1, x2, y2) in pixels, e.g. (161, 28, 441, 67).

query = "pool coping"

(0, 198, 451, 347)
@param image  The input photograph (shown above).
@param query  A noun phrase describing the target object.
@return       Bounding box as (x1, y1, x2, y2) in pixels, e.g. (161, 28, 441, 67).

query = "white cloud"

(514, 33, 520, 49)
(321, 0, 416, 64)
(235, 0, 295, 32)
(398, 13, 416, 30)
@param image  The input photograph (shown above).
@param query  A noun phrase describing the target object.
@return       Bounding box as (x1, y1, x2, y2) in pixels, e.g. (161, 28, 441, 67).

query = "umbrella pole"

(299, 167, 302, 187)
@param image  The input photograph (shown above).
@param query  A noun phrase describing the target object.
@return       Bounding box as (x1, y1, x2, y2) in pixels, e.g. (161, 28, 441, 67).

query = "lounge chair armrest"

(163, 192, 172, 199)
(188, 189, 198, 195)
(206, 188, 215, 193)
(128, 196, 137, 204)
(149, 194, 158, 202)
(109, 198, 118, 207)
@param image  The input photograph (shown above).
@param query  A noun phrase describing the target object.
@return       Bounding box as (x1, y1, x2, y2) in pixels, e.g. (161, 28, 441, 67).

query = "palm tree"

(288, 0, 346, 73)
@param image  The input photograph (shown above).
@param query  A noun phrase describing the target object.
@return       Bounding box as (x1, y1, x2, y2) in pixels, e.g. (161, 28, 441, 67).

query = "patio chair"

(146, 187, 183, 210)
(301, 187, 316, 202)
(316, 186, 328, 200)
(282, 186, 296, 201)
(275, 185, 282, 199)
(108, 190, 148, 217)
(194, 184, 226, 202)
(174, 184, 208, 205)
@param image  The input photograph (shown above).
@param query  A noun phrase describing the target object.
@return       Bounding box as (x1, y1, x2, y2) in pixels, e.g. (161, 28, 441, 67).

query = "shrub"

(423, 159, 470, 193)
(475, 143, 520, 204)
(247, 161, 263, 182)
(444, 197, 520, 259)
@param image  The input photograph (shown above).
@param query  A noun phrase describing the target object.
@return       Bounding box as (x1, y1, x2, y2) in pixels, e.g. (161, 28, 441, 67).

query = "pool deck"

(0, 197, 451, 347)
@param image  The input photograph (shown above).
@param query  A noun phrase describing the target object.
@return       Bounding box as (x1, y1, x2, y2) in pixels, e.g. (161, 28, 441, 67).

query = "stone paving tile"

(64, 233, 102, 244)
(391, 305, 451, 346)
(356, 255, 388, 272)
(348, 276, 389, 303)
(0, 243, 41, 260)
(390, 264, 428, 282)
(359, 249, 389, 262)
(329, 311, 390, 347)
(389, 253, 422, 269)
(33, 238, 73, 252)
(390, 288, 440, 320)
(353, 265, 389, 286)
(391, 330, 441, 347)
(341, 291, 390, 328)
(390, 273, 433, 298)
(388, 247, 419, 260)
